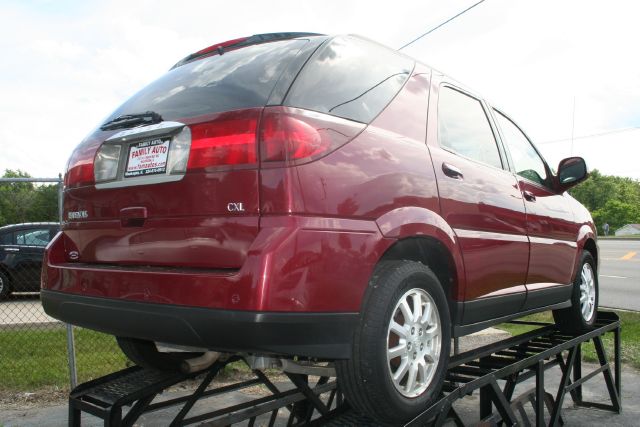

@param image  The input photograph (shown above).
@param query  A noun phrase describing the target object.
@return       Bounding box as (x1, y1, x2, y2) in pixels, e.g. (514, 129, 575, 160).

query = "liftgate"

(68, 311, 622, 426)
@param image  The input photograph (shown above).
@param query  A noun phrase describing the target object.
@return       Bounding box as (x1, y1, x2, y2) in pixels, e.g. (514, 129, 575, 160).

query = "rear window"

(104, 39, 308, 123)
(285, 36, 414, 123)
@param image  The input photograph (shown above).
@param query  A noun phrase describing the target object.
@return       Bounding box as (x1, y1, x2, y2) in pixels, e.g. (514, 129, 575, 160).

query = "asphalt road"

(598, 239, 640, 311)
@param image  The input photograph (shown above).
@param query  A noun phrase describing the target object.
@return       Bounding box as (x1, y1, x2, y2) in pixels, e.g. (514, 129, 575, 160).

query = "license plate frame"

(124, 137, 171, 178)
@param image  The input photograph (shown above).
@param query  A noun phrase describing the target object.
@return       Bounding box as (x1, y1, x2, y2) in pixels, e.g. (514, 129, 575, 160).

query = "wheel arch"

(374, 207, 466, 323)
(576, 224, 599, 276)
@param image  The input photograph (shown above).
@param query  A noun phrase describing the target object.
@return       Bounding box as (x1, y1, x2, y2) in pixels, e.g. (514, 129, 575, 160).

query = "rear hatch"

(63, 34, 324, 269)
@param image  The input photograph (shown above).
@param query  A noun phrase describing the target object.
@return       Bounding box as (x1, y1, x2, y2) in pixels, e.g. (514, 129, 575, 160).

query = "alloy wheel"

(387, 288, 441, 398)
(579, 263, 596, 322)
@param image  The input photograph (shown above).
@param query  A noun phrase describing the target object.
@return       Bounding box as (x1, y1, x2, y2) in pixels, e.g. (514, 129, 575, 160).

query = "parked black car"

(0, 222, 59, 298)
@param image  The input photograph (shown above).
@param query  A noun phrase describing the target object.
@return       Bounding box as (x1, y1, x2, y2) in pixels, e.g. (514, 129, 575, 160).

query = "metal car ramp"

(68, 311, 621, 426)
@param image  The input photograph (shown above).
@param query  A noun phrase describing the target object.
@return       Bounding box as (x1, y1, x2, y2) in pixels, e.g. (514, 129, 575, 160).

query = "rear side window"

(285, 36, 414, 123)
(15, 228, 50, 246)
(104, 39, 308, 122)
(438, 87, 503, 169)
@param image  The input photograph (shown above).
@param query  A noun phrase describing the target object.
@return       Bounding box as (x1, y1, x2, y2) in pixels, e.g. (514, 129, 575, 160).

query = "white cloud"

(0, 0, 638, 178)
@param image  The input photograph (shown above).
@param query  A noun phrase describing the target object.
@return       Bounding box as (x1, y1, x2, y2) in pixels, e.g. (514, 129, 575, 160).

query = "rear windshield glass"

(103, 39, 308, 123)
(285, 36, 414, 123)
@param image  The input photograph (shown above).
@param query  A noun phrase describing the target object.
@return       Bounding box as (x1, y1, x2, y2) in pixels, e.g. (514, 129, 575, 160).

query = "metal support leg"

(488, 378, 518, 426)
(593, 336, 621, 413)
(285, 373, 329, 415)
(170, 368, 219, 427)
(549, 348, 577, 426)
(68, 400, 81, 427)
(535, 360, 545, 427)
(479, 357, 492, 419)
(572, 342, 582, 402)
(615, 325, 622, 413)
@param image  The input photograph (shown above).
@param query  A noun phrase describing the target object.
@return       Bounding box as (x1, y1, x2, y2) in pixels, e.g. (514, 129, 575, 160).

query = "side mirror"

(557, 157, 588, 191)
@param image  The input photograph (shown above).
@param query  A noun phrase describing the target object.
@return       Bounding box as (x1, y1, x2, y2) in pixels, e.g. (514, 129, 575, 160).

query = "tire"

(0, 271, 11, 300)
(553, 251, 598, 334)
(116, 337, 203, 371)
(336, 260, 451, 425)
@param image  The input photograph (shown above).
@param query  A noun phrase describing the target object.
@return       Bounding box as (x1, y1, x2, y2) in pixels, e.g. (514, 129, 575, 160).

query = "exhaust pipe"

(181, 351, 220, 373)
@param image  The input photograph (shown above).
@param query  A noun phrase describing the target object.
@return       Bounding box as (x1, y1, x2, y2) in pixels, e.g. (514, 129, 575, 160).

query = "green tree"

(0, 170, 60, 226)
(570, 169, 640, 234)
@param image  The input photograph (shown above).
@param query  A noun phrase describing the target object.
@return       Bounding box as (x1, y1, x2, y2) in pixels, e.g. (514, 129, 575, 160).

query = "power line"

(398, 0, 488, 50)
(537, 127, 640, 145)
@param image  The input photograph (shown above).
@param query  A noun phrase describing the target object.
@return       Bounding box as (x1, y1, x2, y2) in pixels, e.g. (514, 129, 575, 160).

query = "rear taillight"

(64, 146, 95, 188)
(187, 109, 260, 170)
(259, 106, 365, 166)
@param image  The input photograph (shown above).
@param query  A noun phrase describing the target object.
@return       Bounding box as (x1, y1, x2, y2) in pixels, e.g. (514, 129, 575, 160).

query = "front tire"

(553, 251, 598, 333)
(116, 337, 203, 371)
(336, 261, 451, 424)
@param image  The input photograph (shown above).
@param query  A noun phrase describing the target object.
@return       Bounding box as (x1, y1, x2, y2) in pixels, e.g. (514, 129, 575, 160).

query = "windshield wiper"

(100, 111, 164, 131)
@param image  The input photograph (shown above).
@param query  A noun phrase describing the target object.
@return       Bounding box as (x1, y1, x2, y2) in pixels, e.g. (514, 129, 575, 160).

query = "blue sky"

(1, 0, 639, 178)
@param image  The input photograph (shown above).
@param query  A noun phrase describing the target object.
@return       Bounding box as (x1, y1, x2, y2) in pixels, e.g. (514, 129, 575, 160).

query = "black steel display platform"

(68, 311, 621, 426)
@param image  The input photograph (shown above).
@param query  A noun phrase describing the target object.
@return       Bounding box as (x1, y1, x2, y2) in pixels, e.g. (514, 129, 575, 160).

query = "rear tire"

(336, 261, 451, 425)
(0, 271, 11, 300)
(553, 251, 598, 333)
(116, 337, 203, 371)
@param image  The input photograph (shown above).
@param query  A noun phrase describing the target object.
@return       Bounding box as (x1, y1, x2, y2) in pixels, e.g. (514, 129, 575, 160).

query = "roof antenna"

(217, 46, 224, 55)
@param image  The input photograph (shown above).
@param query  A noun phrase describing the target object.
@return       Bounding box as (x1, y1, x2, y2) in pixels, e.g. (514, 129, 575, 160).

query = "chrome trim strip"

(454, 228, 529, 243)
(95, 174, 184, 189)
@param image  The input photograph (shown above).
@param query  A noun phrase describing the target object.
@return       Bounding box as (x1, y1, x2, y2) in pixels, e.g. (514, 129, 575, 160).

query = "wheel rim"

(386, 288, 441, 398)
(579, 263, 596, 322)
(0, 276, 4, 293)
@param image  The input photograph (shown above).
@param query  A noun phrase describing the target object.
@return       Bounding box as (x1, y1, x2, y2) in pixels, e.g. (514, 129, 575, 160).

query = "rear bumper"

(41, 289, 358, 359)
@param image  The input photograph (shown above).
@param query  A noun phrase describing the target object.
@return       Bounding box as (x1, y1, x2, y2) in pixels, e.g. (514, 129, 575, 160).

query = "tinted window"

(15, 228, 50, 247)
(104, 39, 308, 122)
(285, 36, 413, 123)
(494, 111, 549, 186)
(438, 87, 502, 169)
(0, 233, 12, 245)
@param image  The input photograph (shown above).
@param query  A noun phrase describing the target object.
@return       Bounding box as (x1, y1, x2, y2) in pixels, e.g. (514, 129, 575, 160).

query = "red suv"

(42, 33, 598, 423)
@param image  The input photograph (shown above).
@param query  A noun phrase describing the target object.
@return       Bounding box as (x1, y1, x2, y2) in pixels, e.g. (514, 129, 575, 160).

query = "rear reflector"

(187, 109, 260, 170)
(259, 107, 365, 166)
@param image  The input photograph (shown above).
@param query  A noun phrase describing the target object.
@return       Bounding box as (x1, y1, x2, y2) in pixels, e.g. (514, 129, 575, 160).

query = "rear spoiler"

(170, 32, 324, 69)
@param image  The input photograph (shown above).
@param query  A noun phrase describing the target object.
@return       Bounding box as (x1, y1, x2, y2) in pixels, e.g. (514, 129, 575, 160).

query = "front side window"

(494, 111, 549, 187)
(15, 229, 50, 247)
(437, 87, 503, 169)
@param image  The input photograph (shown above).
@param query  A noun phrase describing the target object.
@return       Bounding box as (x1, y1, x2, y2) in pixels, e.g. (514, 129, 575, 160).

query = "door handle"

(523, 190, 536, 202)
(442, 162, 463, 179)
(4, 247, 19, 252)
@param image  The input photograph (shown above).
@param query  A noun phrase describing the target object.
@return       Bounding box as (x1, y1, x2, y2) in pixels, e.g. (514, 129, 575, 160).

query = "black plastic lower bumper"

(41, 290, 358, 359)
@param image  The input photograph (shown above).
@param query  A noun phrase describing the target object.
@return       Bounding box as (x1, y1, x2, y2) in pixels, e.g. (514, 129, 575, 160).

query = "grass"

(0, 326, 128, 390)
(496, 309, 640, 370)
(0, 326, 257, 392)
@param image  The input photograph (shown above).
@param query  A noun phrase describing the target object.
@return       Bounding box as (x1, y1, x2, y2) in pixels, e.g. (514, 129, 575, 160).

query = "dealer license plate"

(124, 138, 171, 178)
